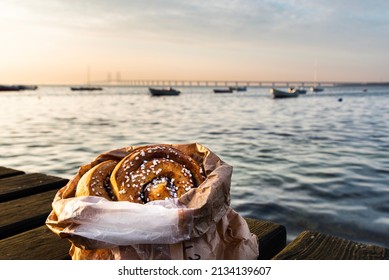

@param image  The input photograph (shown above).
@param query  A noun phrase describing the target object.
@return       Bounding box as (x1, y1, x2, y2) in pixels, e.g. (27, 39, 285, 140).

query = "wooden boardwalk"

(0, 166, 388, 260)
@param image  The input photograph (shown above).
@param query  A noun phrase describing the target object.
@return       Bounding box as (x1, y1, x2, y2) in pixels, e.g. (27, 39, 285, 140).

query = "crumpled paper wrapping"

(46, 143, 259, 260)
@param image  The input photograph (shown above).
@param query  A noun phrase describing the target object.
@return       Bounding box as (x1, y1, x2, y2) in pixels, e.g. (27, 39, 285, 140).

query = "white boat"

(310, 86, 324, 92)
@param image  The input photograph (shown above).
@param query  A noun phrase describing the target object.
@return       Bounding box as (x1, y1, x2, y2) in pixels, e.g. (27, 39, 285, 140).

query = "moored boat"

(213, 88, 233, 93)
(271, 88, 299, 98)
(17, 85, 38, 90)
(310, 86, 324, 92)
(149, 87, 180, 96)
(70, 86, 103, 91)
(229, 86, 247, 92)
(288, 87, 306, 94)
(0, 84, 38, 91)
(0, 85, 22, 91)
(236, 86, 247, 92)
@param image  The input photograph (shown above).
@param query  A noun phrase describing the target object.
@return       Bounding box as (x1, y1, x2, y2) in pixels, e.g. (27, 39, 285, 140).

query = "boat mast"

(313, 58, 317, 86)
(87, 64, 90, 85)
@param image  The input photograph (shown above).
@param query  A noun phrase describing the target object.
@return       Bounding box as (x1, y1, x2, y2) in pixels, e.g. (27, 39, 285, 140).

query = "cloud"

(0, 1, 306, 45)
(2, 0, 389, 82)
(4, 0, 389, 51)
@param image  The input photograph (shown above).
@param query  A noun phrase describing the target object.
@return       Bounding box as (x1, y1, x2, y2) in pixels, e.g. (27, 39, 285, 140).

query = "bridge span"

(90, 79, 341, 88)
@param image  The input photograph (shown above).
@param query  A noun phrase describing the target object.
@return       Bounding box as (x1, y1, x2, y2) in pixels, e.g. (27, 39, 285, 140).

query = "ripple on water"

(1, 87, 389, 247)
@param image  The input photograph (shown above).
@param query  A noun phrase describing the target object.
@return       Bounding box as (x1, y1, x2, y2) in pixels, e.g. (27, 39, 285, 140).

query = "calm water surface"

(1, 85, 388, 247)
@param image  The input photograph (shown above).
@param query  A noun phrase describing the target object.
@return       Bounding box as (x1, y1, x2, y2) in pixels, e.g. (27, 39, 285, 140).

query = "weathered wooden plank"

(0, 166, 25, 179)
(0, 189, 58, 239)
(272, 230, 389, 260)
(0, 173, 68, 202)
(0, 219, 286, 260)
(245, 217, 286, 260)
(1, 219, 285, 260)
(0, 225, 70, 260)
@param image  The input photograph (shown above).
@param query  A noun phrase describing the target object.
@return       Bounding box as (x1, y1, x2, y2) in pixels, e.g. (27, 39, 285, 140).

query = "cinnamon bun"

(75, 144, 205, 204)
(110, 144, 205, 203)
(76, 159, 118, 201)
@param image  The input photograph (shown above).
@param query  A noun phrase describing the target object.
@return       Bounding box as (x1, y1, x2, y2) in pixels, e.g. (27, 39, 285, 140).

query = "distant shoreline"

(334, 82, 389, 87)
(3, 81, 389, 88)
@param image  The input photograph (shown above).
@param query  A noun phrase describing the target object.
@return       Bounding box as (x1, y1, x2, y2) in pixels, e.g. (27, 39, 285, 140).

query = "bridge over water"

(90, 79, 341, 88)
(89, 78, 387, 88)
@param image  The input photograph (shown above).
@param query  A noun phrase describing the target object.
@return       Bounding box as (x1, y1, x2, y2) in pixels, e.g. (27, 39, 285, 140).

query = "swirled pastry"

(110, 144, 205, 203)
(76, 160, 118, 201)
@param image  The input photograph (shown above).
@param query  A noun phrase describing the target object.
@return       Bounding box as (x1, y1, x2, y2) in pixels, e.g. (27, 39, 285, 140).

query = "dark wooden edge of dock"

(273, 231, 389, 260)
(0, 166, 388, 260)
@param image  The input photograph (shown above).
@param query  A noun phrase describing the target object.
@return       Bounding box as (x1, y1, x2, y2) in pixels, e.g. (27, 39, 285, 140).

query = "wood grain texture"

(0, 167, 25, 179)
(0, 225, 71, 260)
(0, 173, 68, 202)
(273, 231, 389, 260)
(245, 217, 286, 259)
(3, 167, 386, 260)
(0, 189, 58, 239)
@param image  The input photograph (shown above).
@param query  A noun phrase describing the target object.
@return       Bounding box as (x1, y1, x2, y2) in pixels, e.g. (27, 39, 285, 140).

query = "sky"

(1, 0, 389, 84)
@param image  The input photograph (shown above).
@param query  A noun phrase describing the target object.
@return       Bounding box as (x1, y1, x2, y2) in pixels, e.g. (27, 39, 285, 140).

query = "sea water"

(1, 85, 388, 248)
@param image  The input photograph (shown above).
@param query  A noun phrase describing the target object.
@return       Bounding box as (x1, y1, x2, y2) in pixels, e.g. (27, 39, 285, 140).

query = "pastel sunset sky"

(1, 0, 389, 84)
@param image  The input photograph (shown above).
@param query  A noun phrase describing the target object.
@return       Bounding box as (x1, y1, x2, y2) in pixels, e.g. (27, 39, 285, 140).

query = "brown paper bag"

(46, 143, 258, 260)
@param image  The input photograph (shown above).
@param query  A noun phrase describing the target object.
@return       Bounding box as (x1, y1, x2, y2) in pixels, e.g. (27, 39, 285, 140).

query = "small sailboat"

(70, 65, 103, 91)
(311, 59, 324, 93)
